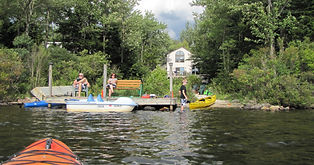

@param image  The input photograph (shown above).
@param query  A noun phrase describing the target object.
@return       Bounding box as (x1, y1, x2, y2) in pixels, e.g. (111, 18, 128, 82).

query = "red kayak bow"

(2, 138, 82, 165)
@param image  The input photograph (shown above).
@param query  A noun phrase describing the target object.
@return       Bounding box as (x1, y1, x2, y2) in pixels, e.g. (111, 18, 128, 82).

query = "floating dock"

(31, 86, 177, 110)
(43, 97, 177, 110)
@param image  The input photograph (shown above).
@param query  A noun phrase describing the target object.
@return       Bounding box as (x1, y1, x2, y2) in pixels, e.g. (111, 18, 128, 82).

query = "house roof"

(167, 47, 191, 56)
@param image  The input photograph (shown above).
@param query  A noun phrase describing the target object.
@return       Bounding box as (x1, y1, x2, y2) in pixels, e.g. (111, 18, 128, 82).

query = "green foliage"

(47, 46, 78, 86)
(13, 34, 34, 49)
(47, 47, 110, 96)
(0, 0, 312, 107)
(29, 45, 50, 88)
(0, 49, 23, 101)
(229, 40, 314, 107)
(169, 40, 190, 52)
(121, 12, 170, 78)
(78, 50, 109, 83)
(142, 68, 202, 99)
(289, 38, 314, 71)
(189, 0, 251, 77)
(143, 67, 169, 96)
(187, 75, 202, 86)
(185, 0, 313, 108)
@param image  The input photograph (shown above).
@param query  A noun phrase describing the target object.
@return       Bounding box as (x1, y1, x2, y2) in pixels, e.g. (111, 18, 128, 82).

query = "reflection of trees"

(63, 112, 135, 164)
(0, 106, 34, 162)
(122, 111, 196, 164)
(2, 107, 314, 164)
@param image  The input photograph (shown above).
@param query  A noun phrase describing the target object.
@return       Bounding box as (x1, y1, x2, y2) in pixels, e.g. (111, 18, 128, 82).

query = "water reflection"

(1, 106, 314, 164)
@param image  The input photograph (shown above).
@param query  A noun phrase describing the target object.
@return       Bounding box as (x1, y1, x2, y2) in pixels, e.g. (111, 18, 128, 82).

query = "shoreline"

(195, 95, 313, 111)
(1, 97, 313, 111)
(211, 99, 292, 111)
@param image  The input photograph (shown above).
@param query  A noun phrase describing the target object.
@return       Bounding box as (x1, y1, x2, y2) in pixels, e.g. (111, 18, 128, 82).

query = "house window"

(175, 51, 185, 62)
(175, 67, 185, 76)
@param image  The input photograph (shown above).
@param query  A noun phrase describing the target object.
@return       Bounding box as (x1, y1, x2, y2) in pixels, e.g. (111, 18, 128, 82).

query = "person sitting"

(73, 73, 90, 97)
(107, 73, 117, 97)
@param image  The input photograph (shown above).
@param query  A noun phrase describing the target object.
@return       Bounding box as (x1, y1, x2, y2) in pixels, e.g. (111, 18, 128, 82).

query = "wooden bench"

(115, 80, 142, 96)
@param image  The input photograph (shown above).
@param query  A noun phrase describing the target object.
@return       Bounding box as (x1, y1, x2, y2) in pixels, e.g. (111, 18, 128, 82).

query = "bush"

(227, 40, 314, 108)
(0, 49, 24, 101)
(143, 66, 169, 96)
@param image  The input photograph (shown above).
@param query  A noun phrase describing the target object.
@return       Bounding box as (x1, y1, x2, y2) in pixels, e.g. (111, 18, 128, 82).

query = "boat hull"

(66, 97, 137, 112)
(2, 138, 82, 165)
(66, 103, 135, 112)
(189, 95, 216, 109)
(24, 100, 48, 107)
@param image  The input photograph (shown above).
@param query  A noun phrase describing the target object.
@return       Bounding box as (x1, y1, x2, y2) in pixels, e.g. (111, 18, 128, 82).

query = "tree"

(143, 67, 170, 96)
(0, 49, 23, 100)
(190, 0, 250, 77)
(240, 0, 297, 57)
(232, 40, 313, 107)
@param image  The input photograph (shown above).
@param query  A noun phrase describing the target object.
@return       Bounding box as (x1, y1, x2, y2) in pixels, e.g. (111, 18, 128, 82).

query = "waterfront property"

(166, 47, 198, 77)
(28, 86, 177, 110)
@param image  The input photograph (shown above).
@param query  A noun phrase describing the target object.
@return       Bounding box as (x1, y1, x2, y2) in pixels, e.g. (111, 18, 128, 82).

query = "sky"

(135, 0, 204, 40)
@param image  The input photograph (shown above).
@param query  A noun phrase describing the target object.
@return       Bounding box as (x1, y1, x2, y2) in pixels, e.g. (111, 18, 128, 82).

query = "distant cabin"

(166, 47, 198, 77)
(45, 42, 62, 48)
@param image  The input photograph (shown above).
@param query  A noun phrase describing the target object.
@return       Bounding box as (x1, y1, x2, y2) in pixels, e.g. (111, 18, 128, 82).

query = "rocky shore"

(211, 99, 291, 112)
(195, 94, 309, 111)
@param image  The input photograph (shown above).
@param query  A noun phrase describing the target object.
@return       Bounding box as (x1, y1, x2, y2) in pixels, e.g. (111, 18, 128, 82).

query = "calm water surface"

(1, 106, 314, 164)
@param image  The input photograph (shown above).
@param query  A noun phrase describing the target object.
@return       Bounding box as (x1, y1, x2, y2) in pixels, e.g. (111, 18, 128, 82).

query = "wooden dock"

(30, 86, 177, 110)
(25, 64, 178, 110)
(44, 96, 177, 110)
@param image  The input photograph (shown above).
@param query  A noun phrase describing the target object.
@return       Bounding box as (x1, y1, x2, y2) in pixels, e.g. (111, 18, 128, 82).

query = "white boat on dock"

(66, 95, 137, 112)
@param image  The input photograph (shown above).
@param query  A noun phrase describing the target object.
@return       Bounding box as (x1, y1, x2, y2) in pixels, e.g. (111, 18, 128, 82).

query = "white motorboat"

(66, 95, 137, 112)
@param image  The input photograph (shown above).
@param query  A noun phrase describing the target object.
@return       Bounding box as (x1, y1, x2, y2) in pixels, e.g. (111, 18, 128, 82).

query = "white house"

(166, 47, 196, 77)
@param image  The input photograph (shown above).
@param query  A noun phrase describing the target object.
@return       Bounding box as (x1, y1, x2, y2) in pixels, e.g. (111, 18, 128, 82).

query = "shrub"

(228, 40, 314, 108)
(143, 66, 169, 96)
(0, 49, 24, 101)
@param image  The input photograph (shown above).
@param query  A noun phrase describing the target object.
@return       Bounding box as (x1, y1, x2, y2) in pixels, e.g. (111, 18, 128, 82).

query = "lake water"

(0, 106, 314, 164)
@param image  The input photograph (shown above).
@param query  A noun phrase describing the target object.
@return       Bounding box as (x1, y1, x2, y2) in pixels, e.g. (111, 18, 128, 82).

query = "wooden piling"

(103, 64, 107, 99)
(169, 62, 173, 111)
(48, 62, 53, 97)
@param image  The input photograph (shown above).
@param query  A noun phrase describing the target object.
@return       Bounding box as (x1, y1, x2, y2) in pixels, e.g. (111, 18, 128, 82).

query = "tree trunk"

(45, 9, 50, 48)
(25, 0, 35, 36)
(120, 20, 125, 63)
(267, 0, 275, 57)
(103, 33, 106, 54)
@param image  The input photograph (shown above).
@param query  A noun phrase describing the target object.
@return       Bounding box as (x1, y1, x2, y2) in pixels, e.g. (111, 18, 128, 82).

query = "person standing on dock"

(73, 73, 90, 97)
(179, 79, 188, 112)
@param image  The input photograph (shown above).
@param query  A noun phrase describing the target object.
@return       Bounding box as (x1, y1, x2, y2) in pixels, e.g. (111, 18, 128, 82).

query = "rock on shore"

(195, 94, 291, 111)
(211, 99, 290, 111)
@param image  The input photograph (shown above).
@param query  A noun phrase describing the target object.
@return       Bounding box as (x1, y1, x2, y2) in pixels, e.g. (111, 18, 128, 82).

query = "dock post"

(48, 62, 53, 97)
(169, 62, 173, 111)
(103, 64, 107, 99)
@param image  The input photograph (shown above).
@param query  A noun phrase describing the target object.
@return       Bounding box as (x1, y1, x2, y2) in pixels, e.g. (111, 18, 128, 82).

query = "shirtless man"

(73, 73, 90, 97)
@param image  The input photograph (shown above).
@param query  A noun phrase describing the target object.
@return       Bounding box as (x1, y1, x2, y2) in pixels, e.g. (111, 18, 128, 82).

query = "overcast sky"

(135, 0, 204, 40)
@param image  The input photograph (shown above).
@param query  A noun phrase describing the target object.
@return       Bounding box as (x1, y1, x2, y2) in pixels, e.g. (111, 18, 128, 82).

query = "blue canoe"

(24, 101, 48, 108)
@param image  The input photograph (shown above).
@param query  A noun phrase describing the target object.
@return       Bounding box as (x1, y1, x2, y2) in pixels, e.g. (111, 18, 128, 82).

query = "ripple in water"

(1, 106, 314, 164)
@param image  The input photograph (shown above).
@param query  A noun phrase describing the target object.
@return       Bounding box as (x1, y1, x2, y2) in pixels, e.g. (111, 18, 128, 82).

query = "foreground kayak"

(189, 95, 216, 110)
(2, 138, 82, 165)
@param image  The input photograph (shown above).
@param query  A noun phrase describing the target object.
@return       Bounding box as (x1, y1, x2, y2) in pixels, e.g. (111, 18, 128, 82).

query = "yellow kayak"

(189, 95, 216, 109)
